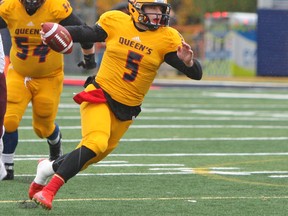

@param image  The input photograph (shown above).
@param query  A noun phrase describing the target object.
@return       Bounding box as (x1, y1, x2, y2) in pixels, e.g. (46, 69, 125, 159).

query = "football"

(41, 22, 73, 54)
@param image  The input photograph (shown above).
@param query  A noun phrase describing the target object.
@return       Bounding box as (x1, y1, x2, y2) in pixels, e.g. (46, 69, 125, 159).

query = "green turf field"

(1, 84, 288, 215)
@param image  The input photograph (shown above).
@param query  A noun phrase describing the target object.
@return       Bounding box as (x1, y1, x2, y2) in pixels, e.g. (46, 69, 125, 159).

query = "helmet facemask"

(129, 0, 171, 30)
(20, 0, 45, 15)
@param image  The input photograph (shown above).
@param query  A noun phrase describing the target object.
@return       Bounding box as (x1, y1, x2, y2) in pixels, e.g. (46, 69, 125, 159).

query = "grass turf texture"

(1, 85, 288, 215)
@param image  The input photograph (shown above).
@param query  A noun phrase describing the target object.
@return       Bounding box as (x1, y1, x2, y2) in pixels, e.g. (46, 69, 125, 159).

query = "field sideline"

(1, 80, 288, 215)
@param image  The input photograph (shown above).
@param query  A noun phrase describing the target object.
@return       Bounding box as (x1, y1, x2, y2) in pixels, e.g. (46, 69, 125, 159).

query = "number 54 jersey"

(0, 0, 72, 78)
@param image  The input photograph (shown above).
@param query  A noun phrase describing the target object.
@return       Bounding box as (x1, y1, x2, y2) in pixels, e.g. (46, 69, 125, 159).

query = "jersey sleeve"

(49, 0, 73, 21)
(161, 27, 183, 55)
(0, 0, 15, 23)
(97, 11, 125, 39)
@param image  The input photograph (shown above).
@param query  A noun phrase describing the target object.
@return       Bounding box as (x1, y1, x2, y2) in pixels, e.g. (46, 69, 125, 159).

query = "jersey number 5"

(123, 50, 143, 82)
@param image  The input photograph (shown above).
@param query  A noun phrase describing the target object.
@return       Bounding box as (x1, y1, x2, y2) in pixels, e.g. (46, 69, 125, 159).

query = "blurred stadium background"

(2, 0, 288, 80)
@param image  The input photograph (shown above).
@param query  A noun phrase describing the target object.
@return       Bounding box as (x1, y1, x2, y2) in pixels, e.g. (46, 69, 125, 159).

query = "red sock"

(44, 174, 65, 195)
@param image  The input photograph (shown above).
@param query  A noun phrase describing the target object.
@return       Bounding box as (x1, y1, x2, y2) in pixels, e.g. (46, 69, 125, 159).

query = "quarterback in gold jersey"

(29, 0, 202, 210)
(0, 0, 96, 180)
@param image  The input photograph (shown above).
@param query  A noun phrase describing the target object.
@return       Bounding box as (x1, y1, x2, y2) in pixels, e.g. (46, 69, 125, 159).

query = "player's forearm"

(60, 13, 94, 50)
(182, 59, 203, 80)
(164, 52, 203, 80)
(65, 25, 107, 43)
(81, 46, 95, 55)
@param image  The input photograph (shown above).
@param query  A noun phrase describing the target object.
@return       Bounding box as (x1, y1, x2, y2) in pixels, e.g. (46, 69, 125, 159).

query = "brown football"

(41, 22, 73, 54)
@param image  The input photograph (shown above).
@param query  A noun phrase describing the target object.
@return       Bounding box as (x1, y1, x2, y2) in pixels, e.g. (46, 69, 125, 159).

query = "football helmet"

(20, 0, 45, 15)
(128, 0, 171, 30)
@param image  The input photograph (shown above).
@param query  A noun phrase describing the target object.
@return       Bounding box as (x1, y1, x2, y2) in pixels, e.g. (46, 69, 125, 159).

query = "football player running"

(0, 34, 7, 180)
(0, 0, 96, 180)
(29, 0, 203, 210)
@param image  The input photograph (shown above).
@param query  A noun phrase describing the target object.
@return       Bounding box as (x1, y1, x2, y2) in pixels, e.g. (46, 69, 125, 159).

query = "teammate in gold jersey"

(29, 0, 202, 210)
(0, 0, 96, 180)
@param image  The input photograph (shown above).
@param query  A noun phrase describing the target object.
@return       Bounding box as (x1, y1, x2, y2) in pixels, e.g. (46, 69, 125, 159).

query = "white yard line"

(2, 195, 288, 204)
(17, 125, 288, 129)
(15, 137, 288, 143)
(22, 116, 288, 121)
(16, 136, 288, 143)
(13, 152, 288, 158)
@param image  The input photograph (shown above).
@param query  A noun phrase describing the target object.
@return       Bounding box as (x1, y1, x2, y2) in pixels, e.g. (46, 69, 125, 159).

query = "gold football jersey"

(96, 11, 183, 106)
(0, 0, 72, 77)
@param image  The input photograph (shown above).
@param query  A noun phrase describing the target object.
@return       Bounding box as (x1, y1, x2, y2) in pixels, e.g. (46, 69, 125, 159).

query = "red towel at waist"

(73, 88, 107, 105)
